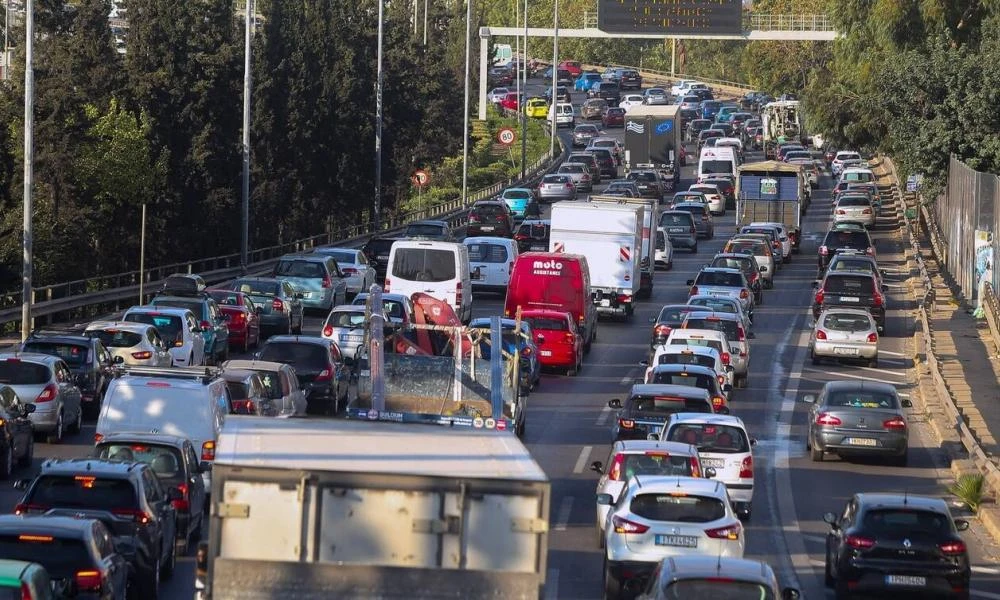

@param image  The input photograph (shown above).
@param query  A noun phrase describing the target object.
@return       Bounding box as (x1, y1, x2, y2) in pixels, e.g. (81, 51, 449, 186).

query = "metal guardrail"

(984, 283, 1000, 360)
(0, 142, 565, 332)
(581, 12, 833, 33)
(598, 63, 753, 96)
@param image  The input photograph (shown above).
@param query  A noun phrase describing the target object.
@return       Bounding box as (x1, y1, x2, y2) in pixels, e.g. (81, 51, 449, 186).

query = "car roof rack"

(119, 365, 221, 383)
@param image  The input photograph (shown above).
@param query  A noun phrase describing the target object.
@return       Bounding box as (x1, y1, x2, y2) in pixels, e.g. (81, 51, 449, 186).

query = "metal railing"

(596, 63, 754, 95)
(581, 12, 833, 33)
(0, 142, 565, 331)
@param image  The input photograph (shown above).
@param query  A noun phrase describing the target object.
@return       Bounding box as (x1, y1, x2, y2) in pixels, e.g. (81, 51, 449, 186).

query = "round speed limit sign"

(497, 127, 516, 146)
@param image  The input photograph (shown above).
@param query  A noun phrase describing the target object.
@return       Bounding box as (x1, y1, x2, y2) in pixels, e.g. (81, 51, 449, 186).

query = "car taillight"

(455, 282, 463, 308)
(75, 570, 102, 592)
(739, 455, 753, 478)
(469, 214, 479, 223)
(19, 581, 30, 600)
(201, 441, 216, 461)
(717, 374, 726, 385)
(815, 290, 825, 305)
(815, 412, 842, 426)
(862, 208, 872, 214)
(35, 383, 57, 403)
(612, 515, 650, 534)
(867, 332, 878, 343)
(582, 174, 591, 181)
(689, 285, 699, 296)
(199, 320, 212, 331)
(383, 277, 391, 292)
(836, 210, 846, 215)
(608, 453, 626, 481)
(565, 183, 573, 189)
(866, 246, 875, 256)
(514, 233, 528, 241)
(705, 523, 741, 540)
(872, 291, 883, 307)
(618, 418, 635, 430)
(939, 540, 966, 555)
(342, 267, 358, 275)
(316, 366, 334, 382)
(509, 262, 514, 275)
(845, 534, 875, 550)
(230, 311, 245, 325)
(13, 503, 47, 515)
(272, 298, 284, 312)
(111, 509, 152, 525)
(654, 324, 671, 340)
(520, 346, 532, 357)
(711, 396, 724, 410)
(882, 416, 906, 431)
(736, 326, 746, 341)
(739, 288, 749, 299)
(172, 483, 190, 512)
(720, 352, 730, 365)
(322, 325, 333, 337)
(94, 433, 104, 443)
(131, 351, 152, 360)
(322, 275, 332, 288)
(819, 245, 828, 255)
(232, 399, 256, 415)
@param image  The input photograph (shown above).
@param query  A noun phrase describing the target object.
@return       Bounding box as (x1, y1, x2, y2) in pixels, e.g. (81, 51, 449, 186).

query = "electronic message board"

(597, 0, 743, 35)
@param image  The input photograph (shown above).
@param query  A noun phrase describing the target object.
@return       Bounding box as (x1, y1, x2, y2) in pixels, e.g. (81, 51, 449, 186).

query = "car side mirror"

(590, 461, 604, 474)
(955, 519, 970, 531)
(596, 493, 614, 506)
(113, 355, 125, 365)
(802, 394, 816, 404)
(22, 403, 35, 415)
(822, 512, 839, 528)
(608, 398, 622, 409)
(750, 438, 757, 446)
(901, 397, 913, 408)
(781, 589, 801, 600)
(638, 360, 649, 367)
(199, 461, 213, 473)
(704, 467, 717, 478)
(685, 279, 694, 286)
(13, 479, 30, 491)
(167, 487, 184, 501)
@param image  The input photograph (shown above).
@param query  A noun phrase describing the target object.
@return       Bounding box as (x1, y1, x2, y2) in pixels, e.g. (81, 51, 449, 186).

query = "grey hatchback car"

(230, 277, 304, 336)
(0, 354, 83, 444)
(537, 174, 577, 202)
(672, 202, 714, 239)
(806, 380, 911, 466)
(659, 211, 698, 253)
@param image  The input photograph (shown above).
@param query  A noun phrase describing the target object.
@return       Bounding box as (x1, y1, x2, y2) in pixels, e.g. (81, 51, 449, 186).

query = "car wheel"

(603, 558, 622, 600)
(691, 244, 698, 254)
(824, 552, 835, 588)
(17, 436, 32, 468)
(810, 439, 824, 462)
(811, 349, 821, 365)
(46, 412, 64, 444)
(0, 444, 12, 480)
(141, 559, 160, 600)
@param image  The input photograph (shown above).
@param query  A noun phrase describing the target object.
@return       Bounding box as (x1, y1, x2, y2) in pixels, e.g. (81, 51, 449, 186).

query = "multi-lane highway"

(4, 77, 999, 599)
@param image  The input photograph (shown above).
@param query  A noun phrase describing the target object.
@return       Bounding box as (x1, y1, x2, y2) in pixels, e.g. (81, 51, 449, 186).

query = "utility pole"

(375, 0, 385, 229)
(20, 0, 34, 340)
(423, 0, 428, 46)
(461, 0, 472, 204)
(3, 0, 9, 81)
(549, 0, 558, 160)
(240, 0, 253, 273)
(138, 203, 147, 305)
(519, 0, 527, 178)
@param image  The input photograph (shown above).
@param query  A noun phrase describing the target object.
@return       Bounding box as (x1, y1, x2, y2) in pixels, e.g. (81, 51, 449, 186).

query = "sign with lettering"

(597, 0, 743, 35)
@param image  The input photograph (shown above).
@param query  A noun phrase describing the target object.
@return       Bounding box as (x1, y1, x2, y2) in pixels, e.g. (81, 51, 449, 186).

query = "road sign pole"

(549, 0, 558, 161)
(21, 0, 34, 341)
(519, 0, 527, 179)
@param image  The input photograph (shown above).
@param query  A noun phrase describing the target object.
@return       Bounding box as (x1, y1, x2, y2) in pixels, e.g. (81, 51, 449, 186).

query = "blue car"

(469, 317, 541, 395)
(700, 100, 722, 120)
(500, 187, 535, 221)
(574, 73, 602, 92)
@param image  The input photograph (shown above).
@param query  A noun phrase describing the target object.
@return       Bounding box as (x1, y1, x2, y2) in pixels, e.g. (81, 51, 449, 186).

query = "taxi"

(525, 98, 548, 119)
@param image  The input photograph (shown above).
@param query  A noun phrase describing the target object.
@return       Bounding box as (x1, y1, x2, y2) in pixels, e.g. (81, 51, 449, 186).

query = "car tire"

(46, 412, 64, 445)
(810, 440, 824, 462)
(603, 558, 622, 600)
(824, 554, 835, 588)
(811, 349, 821, 365)
(18, 436, 32, 468)
(691, 244, 698, 254)
(834, 579, 853, 600)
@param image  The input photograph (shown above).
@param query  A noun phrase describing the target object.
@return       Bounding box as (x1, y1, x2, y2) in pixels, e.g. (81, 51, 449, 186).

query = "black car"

(812, 271, 887, 332)
(625, 171, 662, 199)
(608, 384, 714, 441)
(361, 235, 402, 279)
(403, 219, 454, 241)
(14, 458, 180, 596)
(686, 118, 712, 142)
(0, 515, 131, 599)
(20, 332, 114, 418)
(589, 148, 618, 178)
(823, 493, 971, 599)
(0, 385, 35, 478)
(818, 226, 876, 272)
(257, 336, 349, 415)
(467, 200, 514, 238)
(95, 432, 209, 553)
(690, 88, 714, 101)
(710, 253, 764, 304)
(487, 66, 513, 87)
(618, 69, 642, 90)
(544, 85, 571, 104)
(589, 81, 621, 104)
(513, 219, 550, 253)
(649, 304, 700, 349)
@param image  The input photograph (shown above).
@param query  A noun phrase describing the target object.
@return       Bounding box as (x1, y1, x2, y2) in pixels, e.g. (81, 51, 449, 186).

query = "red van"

(504, 252, 596, 352)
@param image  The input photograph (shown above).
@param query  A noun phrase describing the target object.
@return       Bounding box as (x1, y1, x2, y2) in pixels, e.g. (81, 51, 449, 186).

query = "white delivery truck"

(196, 416, 550, 599)
(588, 195, 660, 299)
(549, 202, 643, 319)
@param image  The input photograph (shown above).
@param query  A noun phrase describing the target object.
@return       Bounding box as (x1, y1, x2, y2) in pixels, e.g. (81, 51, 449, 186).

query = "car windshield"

(632, 394, 711, 414)
(28, 475, 137, 510)
(275, 260, 325, 278)
(467, 243, 509, 263)
(124, 313, 183, 341)
(0, 535, 92, 579)
(89, 329, 144, 349)
(826, 390, 899, 409)
(696, 272, 742, 287)
(825, 275, 874, 295)
(95, 444, 184, 481)
(524, 317, 567, 331)
(259, 342, 328, 370)
(861, 509, 950, 537)
(391, 248, 456, 282)
(235, 280, 281, 297)
(328, 311, 365, 329)
(823, 312, 873, 331)
(668, 423, 749, 453)
(662, 580, 774, 600)
(618, 454, 695, 479)
(0, 361, 50, 385)
(629, 494, 726, 522)
(21, 342, 89, 367)
(658, 352, 714, 369)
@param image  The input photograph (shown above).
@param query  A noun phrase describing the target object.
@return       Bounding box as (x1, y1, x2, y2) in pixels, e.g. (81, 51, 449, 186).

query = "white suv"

(122, 306, 206, 367)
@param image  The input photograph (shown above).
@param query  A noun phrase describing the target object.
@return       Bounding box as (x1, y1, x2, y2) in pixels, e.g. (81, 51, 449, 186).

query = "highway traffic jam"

(0, 62, 993, 600)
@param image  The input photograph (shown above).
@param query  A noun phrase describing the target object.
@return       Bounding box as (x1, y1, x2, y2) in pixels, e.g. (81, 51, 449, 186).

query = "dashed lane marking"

(596, 405, 612, 427)
(554, 497, 574, 532)
(573, 446, 593, 474)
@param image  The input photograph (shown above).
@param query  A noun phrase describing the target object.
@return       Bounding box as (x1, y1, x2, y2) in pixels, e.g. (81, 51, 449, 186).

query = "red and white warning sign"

(553, 242, 565, 253)
(620, 246, 631, 262)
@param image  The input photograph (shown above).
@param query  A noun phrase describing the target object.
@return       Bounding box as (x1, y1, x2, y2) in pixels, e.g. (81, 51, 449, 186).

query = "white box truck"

(196, 416, 550, 599)
(549, 202, 643, 319)
(588, 195, 660, 299)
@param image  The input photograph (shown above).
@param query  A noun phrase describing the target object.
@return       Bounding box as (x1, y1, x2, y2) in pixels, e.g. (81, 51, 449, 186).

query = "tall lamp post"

(549, 0, 558, 160)
(519, 0, 527, 178)
(21, 0, 34, 341)
(460, 0, 472, 203)
(375, 0, 385, 230)
(240, 0, 254, 273)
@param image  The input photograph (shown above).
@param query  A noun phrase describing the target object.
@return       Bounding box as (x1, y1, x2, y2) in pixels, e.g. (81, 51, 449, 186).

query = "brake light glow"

(618, 418, 635, 430)
(815, 412, 842, 426)
(939, 540, 966, 555)
(815, 289, 825, 305)
(111, 508, 151, 525)
(845, 534, 875, 549)
(867, 332, 878, 343)
(816, 330, 827, 340)
(315, 367, 334, 382)
(837, 210, 846, 215)
(172, 483, 190, 512)
(711, 396, 724, 410)
(819, 245, 829, 256)
(201, 441, 216, 461)
(322, 325, 333, 337)
(131, 351, 152, 360)
(94, 433, 104, 443)
(720, 352, 730, 365)
(654, 324, 672, 340)
(322, 275, 332, 289)
(608, 453, 626, 481)
(739, 455, 753, 478)
(705, 523, 741, 540)
(717, 374, 726, 385)
(866, 247, 875, 256)
(612, 515, 650, 534)
(736, 326, 746, 341)
(617, 294, 632, 303)
(34, 384, 57, 403)
(16, 534, 52, 541)
(882, 416, 906, 431)
(872, 291, 884, 307)
(75, 570, 102, 592)
(199, 320, 212, 331)
(272, 298, 284, 312)
(739, 288, 749, 299)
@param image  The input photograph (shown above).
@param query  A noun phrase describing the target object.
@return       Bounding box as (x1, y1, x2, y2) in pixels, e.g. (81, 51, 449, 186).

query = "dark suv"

(467, 201, 514, 238)
(20, 333, 114, 418)
(618, 69, 642, 90)
(625, 170, 662, 199)
(513, 220, 550, 253)
(14, 458, 180, 596)
(589, 81, 621, 104)
(812, 271, 886, 331)
(589, 148, 618, 178)
(361, 236, 402, 279)
(257, 336, 349, 415)
(817, 226, 876, 273)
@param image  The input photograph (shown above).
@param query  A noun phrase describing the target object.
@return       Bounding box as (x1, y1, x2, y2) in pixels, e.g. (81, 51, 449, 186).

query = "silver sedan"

(643, 87, 670, 105)
(833, 195, 876, 228)
(810, 308, 879, 366)
(537, 174, 577, 203)
(557, 162, 594, 192)
(806, 380, 911, 466)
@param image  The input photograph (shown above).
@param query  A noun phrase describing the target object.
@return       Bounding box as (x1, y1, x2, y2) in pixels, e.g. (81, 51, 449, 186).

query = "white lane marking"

(596, 405, 612, 426)
(554, 497, 574, 531)
(808, 559, 824, 568)
(973, 590, 1000, 600)
(544, 568, 559, 600)
(802, 368, 905, 384)
(972, 566, 1000, 575)
(878, 349, 908, 357)
(801, 534, 826, 544)
(620, 368, 639, 386)
(573, 446, 593, 474)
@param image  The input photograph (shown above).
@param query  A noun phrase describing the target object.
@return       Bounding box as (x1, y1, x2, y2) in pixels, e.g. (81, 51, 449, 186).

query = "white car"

(84, 321, 174, 367)
(688, 183, 725, 215)
(313, 248, 376, 296)
(548, 102, 575, 127)
(660, 413, 756, 521)
(590, 440, 705, 545)
(686, 295, 753, 332)
(321, 305, 366, 362)
(664, 329, 734, 372)
(670, 79, 699, 96)
(599, 476, 745, 595)
(643, 344, 733, 390)
(487, 87, 509, 104)
(619, 94, 645, 111)
(654, 227, 673, 270)
(122, 306, 206, 367)
(831, 151, 861, 176)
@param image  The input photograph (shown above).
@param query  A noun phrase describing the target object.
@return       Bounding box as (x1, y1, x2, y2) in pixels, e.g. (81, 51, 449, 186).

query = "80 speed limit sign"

(496, 127, 516, 146)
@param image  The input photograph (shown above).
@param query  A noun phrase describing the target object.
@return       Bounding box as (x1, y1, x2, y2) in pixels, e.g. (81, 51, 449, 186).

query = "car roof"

(649, 363, 717, 377)
(854, 493, 950, 512)
(625, 475, 727, 497)
(0, 515, 94, 537)
(668, 412, 746, 429)
(22, 335, 92, 346)
(38, 457, 144, 478)
(630, 384, 711, 398)
(278, 253, 328, 261)
(612, 440, 699, 455)
(85, 321, 155, 333)
(659, 556, 776, 584)
(0, 353, 61, 366)
(125, 305, 194, 317)
(654, 345, 720, 359)
(221, 359, 289, 372)
(330, 304, 365, 313)
(712, 253, 754, 262)
(700, 267, 741, 275)
(823, 379, 897, 394)
(817, 307, 875, 318)
(96, 432, 189, 447)
(265, 335, 331, 347)
(685, 310, 741, 322)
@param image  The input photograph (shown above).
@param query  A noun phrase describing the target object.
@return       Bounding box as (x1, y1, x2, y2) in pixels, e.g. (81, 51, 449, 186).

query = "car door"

(283, 366, 307, 416)
(325, 259, 348, 305)
(55, 361, 82, 422)
(244, 296, 261, 342)
(186, 313, 206, 365)
(283, 281, 303, 326)
(93, 341, 113, 397)
(0, 387, 31, 460)
(183, 442, 207, 520)
(142, 469, 173, 563)
(148, 329, 172, 367)
(208, 300, 229, 350)
(93, 522, 128, 599)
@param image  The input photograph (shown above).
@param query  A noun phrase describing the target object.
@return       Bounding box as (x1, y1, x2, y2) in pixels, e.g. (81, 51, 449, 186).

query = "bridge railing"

(582, 12, 832, 32)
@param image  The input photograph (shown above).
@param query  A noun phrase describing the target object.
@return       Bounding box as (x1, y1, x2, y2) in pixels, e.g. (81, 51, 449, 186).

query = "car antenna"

(903, 488, 908, 505)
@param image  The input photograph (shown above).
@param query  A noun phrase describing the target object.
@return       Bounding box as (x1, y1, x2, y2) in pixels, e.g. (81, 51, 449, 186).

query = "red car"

(521, 309, 583, 376)
(207, 289, 261, 352)
(558, 60, 582, 77)
(601, 106, 626, 128)
(500, 92, 520, 113)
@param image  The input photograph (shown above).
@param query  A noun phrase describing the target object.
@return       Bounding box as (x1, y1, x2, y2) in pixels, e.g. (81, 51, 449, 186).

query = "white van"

(464, 236, 518, 295)
(549, 102, 575, 127)
(96, 366, 231, 490)
(697, 147, 737, 182)
(385, 240, 473, 323)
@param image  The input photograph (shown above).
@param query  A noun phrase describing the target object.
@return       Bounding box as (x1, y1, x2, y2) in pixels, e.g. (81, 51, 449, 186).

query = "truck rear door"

(218, 480, 305, 560)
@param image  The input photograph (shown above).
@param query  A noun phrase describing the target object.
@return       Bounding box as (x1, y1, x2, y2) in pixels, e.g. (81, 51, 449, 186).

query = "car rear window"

(225, 381, 250, 402)
(235, 280, 281, 296)
(616, 454, 695, 479)
(317, 250, 356, 263)
(861, 509, 950, 536)
(259, 342, 329, 370)
(688, 298, 739, 314)
(711, 257, 751, 272)
(685, 318, 738, 340)
(28, 475, 137, 510)
(256, 371, 285, 400)
(629, 493, 726, 522)
(208, 291, 243, 306)
(0, 535, 92, 579)
(660, 213, 693, 228)
(124, 313, 183, 341)
(328, 310, 365, 329)
(663, 580, 773, 599)
(726, 240, 765, 256)
(676, 204, 705, 216)
(843, 171, 874, 183)
(822, 312, 874, 331)
(89, 329, 144, 349)
(830, 259, 875, 275)
(826, 390, 898, 409)
(668, 423, 749, 453)
(670, 337, 723, 354)
(628, 172, 657, 182)
(467, 243, 509, 263)
(631, 394, 711, 414)
(606, 108, 625, 115)
(21, 342, 89, 367)
(391, 248, 456, 282)
(473, 204, 506, 217)
(516, 223, 549, 238)
(543, 174, 570, 184)
(152, 299, 203, 318)
(405, 223, 448, 238)
(559, 164, 586, 174)
(96, 444, 185, 480)
(0, 361, 50, 385)
(838, 197, 870, 207)
(696, 271, 742, 287)
(524, 317, 567, 331)
(657, 353, 714, 369)
(657, 306, 696, 324)
(825, 275, 874, 295)
(649, 370, 714, 391)
(591, 149, 613, 160)
(276, 259, 325, 279)
(503, 189, 532, 200)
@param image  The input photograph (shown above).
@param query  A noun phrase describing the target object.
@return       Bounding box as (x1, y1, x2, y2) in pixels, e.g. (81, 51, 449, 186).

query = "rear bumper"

(814, 429, 907, 454)
(812, 340, 878, 359)
(836, 561, 969, 598)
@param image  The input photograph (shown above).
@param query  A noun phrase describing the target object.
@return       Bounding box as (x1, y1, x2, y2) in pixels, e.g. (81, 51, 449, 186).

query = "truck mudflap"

(592, 289, 634, 316)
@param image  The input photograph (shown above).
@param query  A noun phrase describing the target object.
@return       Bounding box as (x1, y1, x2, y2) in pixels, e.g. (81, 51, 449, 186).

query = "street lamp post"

(461, 0, 472, 204)
(549, 0, 558, 160)
(21, 0, 34, 340)
(240, 0, 253, 273)
(519, 0, 527, 178)
(375, 0, 385, 230)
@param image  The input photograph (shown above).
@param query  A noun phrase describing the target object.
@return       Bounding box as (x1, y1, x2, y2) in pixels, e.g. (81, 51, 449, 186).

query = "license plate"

(886, 575, 925, 586)
(540, 350, 552, 357)
(839, 296, 860, 302)
(834, 347, 859, 356)
(600, 299, 611, 307)
(701, 458, 725, 468)
(710, 291, 728, 297)
(530, 245, 546, 251)
(844, 437, 877, 447)
(669, 227, 685, 233)
(655, 535, 698, 548)
(340, 335, 363, 343)
(480, 226, 494, 231)
(472, 272, 483, 280)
